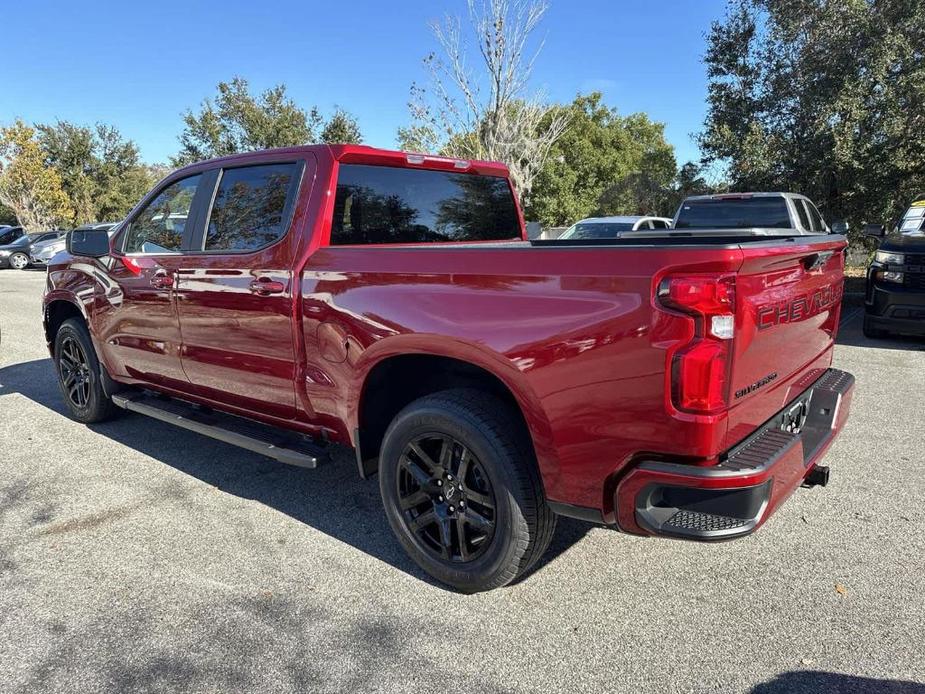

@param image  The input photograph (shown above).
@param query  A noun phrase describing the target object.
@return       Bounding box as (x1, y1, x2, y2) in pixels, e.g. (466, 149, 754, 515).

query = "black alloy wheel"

(53, 318, 118, 423)
(379, 389, 556, 593)
(58, 335, 92, 409)
(397, 433, 497, 563)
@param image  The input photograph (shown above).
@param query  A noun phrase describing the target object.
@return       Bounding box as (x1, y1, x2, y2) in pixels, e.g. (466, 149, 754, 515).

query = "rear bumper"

(614, 368, 854, 540)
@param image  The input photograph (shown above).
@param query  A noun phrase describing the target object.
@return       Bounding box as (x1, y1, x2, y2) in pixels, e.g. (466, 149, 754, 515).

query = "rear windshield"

(561, 222, 635, 239)
(675, 197, 792, 229)
(331, 164, 521, 245)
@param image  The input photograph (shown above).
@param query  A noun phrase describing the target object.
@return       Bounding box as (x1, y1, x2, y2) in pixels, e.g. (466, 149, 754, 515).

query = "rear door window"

(805, 201, 826, 232)
(794, 200, 811, 230)
(203, 163, 300, 252)
(123, 175, 202, 253)
(331, 164, 521, 244)
(674, 197, 792, 229)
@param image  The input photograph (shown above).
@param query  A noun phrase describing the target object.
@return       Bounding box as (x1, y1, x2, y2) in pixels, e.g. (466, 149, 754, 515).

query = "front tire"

(54, 318, 118, 423)
(9, 252, 29, 270)
(379, 389, 555, 593)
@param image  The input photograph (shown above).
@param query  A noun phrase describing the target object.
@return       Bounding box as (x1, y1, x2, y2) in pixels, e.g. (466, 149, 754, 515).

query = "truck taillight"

(657, 275, 736, 414)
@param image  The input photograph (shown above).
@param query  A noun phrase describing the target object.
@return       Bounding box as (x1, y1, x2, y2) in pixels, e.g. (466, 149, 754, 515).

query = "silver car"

(558, 215, 674, 240)
(31, 222, 119, 267)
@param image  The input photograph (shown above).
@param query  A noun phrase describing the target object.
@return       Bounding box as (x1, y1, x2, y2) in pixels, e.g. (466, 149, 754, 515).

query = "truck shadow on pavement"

(835, 305, 925, 351)
(751, 670, 925, 693)
(0, 358, 595, 591)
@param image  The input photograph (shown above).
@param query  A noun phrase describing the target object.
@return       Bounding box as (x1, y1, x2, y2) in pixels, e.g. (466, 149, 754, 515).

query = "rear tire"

(378, 388, 555, 593)
(862, 316, 888, 339)
(54, 318, 118, 423)
(9, 252, 28, 270)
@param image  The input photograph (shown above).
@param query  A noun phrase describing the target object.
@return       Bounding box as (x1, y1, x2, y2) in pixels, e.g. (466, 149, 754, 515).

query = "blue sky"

(2, 0, 726, 166)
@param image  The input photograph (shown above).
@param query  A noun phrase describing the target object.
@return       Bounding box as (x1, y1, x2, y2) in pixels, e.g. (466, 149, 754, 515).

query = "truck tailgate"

(725, 237, 846, 445)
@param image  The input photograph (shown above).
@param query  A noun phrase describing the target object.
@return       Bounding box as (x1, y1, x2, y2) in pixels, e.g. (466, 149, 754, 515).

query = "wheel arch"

(350, 338, 558, 489)
(43, 296, 87, 354)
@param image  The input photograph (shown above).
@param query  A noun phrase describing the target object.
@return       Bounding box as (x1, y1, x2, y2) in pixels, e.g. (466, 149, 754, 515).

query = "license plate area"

(781, 397, 811, 435)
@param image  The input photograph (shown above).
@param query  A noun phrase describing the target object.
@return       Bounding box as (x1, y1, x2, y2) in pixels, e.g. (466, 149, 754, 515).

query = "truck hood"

(879, 233, 925, 252)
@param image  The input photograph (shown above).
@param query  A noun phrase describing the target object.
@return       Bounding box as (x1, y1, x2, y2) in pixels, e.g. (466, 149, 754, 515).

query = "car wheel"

(54, 318, 118, 423)
(9, 252, 29, 270)
(379, 388, 555, 593)
(862, 316, 888, 339)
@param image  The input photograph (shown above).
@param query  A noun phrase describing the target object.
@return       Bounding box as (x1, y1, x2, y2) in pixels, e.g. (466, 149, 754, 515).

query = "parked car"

(862, 196, 925, 338)
(30, 223, 119, 267)
(44, 145, 854, 592)
(0, 226, 24, 245)
(672, 192, 846, 235)
(558, 215, 673, 239)
(0, 231, 60, 269)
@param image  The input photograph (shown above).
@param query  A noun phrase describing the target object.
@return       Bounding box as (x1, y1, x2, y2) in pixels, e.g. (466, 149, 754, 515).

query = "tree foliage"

(0, 120, 73, 230)
(525, 93, 677, 225)
(37, 120, 155, 224)
(173, 77, 362, 165)
(700, 0, 925, 236)
(398, 0, 569, 202)
(321, 108, 364, 144)
(0, 201, 16, 226)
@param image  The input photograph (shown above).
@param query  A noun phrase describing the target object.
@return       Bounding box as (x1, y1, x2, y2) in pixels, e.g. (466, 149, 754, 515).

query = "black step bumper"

(615, 368, 855, 540)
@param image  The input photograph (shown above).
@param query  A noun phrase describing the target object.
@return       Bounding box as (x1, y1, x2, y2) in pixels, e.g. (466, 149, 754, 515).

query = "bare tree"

(399, 0, 570, 202)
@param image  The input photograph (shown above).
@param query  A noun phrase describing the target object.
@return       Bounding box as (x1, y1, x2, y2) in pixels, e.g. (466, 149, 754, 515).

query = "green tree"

(174, 77, 362, 165)
(37, 120, 153, 224)
(700, 0, 925, 238)
(525, 93, 677, 225)
(0, 201, 19, 225)
(0, 120, 73, 230)
(320, 108, 363, 144)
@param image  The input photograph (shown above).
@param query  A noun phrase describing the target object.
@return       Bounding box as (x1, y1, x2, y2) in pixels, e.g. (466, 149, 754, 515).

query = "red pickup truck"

(44, 145, 854, 592)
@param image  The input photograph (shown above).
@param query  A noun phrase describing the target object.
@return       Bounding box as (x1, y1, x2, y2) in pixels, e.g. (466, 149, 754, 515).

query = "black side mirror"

(67, 228, 111, 258)
(830, 220, 849, 234)
(863, 223, 886, 238)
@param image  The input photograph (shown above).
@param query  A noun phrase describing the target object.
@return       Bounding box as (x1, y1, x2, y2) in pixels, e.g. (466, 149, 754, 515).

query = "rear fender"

(350, 334, 561, 491)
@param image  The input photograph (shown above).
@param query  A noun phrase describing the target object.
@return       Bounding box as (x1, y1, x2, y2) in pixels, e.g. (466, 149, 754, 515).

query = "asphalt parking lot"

(1, 269, 923, 693)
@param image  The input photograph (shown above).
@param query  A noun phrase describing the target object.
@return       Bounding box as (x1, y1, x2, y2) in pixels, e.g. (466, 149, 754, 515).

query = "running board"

(111, 392, 324, 468)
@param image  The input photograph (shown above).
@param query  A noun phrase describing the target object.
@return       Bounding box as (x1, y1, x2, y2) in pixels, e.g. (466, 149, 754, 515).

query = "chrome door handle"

(151, 270, 174, 288)
(249, 278, 286, 295)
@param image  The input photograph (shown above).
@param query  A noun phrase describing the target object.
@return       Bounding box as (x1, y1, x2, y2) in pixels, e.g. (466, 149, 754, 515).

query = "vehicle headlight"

(0, 250, 9, 257)
(875, 251, 905, 265)
(876, 270, 904, 283)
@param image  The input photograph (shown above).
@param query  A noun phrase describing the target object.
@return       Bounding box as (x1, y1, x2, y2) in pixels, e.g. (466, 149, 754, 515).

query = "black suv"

(864, 197, 925, 338)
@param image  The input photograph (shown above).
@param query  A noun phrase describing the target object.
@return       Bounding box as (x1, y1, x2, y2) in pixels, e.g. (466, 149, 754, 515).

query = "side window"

(795, 199, 811, 230)
(806, 201, 825, 232)
(123, 175, 202, 253)
(204, 163, 299, 252)
(331, 164, 521, 244)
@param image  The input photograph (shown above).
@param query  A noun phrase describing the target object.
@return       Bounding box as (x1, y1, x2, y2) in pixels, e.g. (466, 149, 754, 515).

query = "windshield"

(675, 197, 792, 229)
(899, 202, 925, 234)
(8, 235, 35, 247)
(560, 222, 635, 239)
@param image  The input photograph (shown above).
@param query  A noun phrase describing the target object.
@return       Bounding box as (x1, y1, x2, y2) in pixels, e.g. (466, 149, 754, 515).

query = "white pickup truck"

(670, 192, 845, 236)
